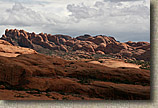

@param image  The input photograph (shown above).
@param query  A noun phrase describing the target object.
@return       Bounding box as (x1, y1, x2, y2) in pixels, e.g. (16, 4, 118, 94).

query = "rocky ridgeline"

(1, 29, 150, 61)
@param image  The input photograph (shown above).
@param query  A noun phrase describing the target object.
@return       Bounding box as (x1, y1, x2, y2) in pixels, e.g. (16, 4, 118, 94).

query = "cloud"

(0, 0, 50, 4)
(104, 0, 144, 3)
(67, 1, 149, 21)
(0, 0, 150, 42)
(94, 1, 105, 8)
(67, 3, 98, 20)
(0, 3, 56, 26)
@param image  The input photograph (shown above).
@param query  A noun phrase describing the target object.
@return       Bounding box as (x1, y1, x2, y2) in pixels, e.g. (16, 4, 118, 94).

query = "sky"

(0, 0, 150, 42)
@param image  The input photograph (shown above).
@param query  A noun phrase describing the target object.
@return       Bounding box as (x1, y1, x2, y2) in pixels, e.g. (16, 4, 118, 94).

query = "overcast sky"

(0, 0, 150, 42)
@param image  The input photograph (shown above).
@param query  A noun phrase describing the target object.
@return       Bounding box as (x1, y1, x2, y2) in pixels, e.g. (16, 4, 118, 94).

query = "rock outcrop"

(1, 29, 150, 61)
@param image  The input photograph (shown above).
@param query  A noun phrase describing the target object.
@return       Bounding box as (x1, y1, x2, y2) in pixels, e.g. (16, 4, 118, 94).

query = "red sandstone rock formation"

(0, 29, 150, 61)
(18, 33, 34, 48)
(96, 50, 105, 55)
(65, 40, 74, 46)
(0, 54, 150, 100)
(0, 39, 37, 57)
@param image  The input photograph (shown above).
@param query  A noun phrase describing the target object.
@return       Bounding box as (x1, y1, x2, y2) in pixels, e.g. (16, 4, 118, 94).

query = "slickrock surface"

(0, 54, 150, 100)
(0, 39, 37, 57)
(88, 59, 140, 68)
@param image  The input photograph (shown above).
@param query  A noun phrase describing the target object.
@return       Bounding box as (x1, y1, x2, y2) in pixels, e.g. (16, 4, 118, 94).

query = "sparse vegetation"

(125, 59, 150, 70)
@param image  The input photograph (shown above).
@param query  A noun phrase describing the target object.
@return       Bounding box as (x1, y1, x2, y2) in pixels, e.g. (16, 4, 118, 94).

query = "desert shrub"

(139, 64, 150, 70)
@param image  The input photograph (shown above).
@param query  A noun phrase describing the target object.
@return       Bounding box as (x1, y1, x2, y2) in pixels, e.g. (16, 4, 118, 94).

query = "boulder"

(47, 35, 60, 45)
(90, 36, 106, 45)
(120, 50, 132, 57)
(96, 51, 105, 55)
(60, 45, 68, 52)
(125, 41, 136, 46)
(76, 34, 91, 41)
(73, 44, 83, 51)
(59, 38, 66, 44)
(32, 35, 44, 44)
(39, 33, 48, 42)
(96, 43, 123, 54)
(82, 45, 95, 52)
(96, 43, 107, 52)
(65, 40, 74, 46)
(133, 49, 150, 61)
